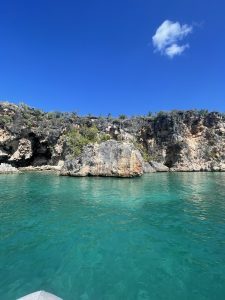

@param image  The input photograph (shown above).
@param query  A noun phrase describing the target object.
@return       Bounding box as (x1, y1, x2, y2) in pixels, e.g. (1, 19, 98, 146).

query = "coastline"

(1, 102, 225, 176)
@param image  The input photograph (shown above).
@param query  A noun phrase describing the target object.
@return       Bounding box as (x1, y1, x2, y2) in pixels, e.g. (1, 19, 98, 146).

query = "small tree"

(119, 114, 127, 120)
(157, 111, 166, 117)
(199, 109, 209, 116)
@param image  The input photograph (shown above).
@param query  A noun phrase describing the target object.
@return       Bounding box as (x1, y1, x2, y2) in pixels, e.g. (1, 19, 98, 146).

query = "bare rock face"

(163, 115, 225, 172)
(140, 111, 225, 172)
(149, 161, 169, 172)
(61, 140, 144, 177)
(0, 163, 19, 174)
(143, 162, 156, 173)
(1, 102, 225, 174)
(0, 128, 13, 143)
(9, 138, 32, 163)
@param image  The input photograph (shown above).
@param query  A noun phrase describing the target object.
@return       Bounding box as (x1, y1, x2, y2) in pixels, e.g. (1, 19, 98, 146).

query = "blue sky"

(0, 0, 225, 115)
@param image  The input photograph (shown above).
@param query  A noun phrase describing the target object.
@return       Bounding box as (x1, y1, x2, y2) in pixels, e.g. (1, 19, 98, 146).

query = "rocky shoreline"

(0, 163, 20, 174)
(1, 102, 225, 177)
(1, 161, 225, 177)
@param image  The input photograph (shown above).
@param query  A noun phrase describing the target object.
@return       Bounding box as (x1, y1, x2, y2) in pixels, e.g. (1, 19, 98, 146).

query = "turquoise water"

(1, 173, 225, 300)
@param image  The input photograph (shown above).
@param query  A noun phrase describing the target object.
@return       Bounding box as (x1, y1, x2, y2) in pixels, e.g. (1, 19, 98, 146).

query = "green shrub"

(119, 114, 127, 120)
(199, 109, 209, 116)
(100, 133, 111, 142)
(157, 111, 167, 117)
(19, 102, 29, 111)
(46, 111, 63, 119)
(1, 115, 13, 126)
(66, 125, 111, 157)
(79, 124, 99, 141)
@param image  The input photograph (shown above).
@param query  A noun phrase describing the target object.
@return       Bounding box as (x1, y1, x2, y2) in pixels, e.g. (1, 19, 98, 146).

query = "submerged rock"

(61, 140, 145, 177)
(0, 163, 19, 174)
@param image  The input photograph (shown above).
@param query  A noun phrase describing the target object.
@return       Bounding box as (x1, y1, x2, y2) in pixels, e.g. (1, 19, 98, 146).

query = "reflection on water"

(1, 172, 225, 300)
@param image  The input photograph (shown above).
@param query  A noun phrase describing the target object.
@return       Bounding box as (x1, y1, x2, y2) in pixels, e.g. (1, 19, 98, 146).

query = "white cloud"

(152, 20, 193, 58)
(165, 43, 189, 58)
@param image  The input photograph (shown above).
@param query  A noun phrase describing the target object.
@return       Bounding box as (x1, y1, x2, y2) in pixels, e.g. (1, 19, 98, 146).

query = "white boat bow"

(17, 290, 62, 300)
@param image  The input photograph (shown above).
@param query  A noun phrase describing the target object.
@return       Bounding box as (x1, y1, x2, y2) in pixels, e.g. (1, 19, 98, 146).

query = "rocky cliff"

(61, 140, 145, 177)
(1, 102, 225, 176)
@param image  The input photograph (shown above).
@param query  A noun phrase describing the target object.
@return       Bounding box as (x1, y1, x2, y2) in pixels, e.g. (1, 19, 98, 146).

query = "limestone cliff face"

(1, 102, 225, 176)
(61, 140, 144, 177)
(141, 111, 225, 171)
(0, 102, 66, 167)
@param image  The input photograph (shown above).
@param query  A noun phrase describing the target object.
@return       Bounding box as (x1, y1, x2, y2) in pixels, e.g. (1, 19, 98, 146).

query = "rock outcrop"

(143, 162, 156, 173)
(0, 163, 19, 174)
(61, 140, 145, 177)
(149, 161, 169, 172)
(1, 102, 225, 176)
(9, 138, 32, 163)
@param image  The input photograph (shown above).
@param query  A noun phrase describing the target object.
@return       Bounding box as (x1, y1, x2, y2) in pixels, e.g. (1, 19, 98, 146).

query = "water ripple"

(1, 172, 225, 299)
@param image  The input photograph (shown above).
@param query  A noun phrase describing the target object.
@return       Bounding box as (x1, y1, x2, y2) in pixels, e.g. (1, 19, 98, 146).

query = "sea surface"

(1, 172, 225, 300)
